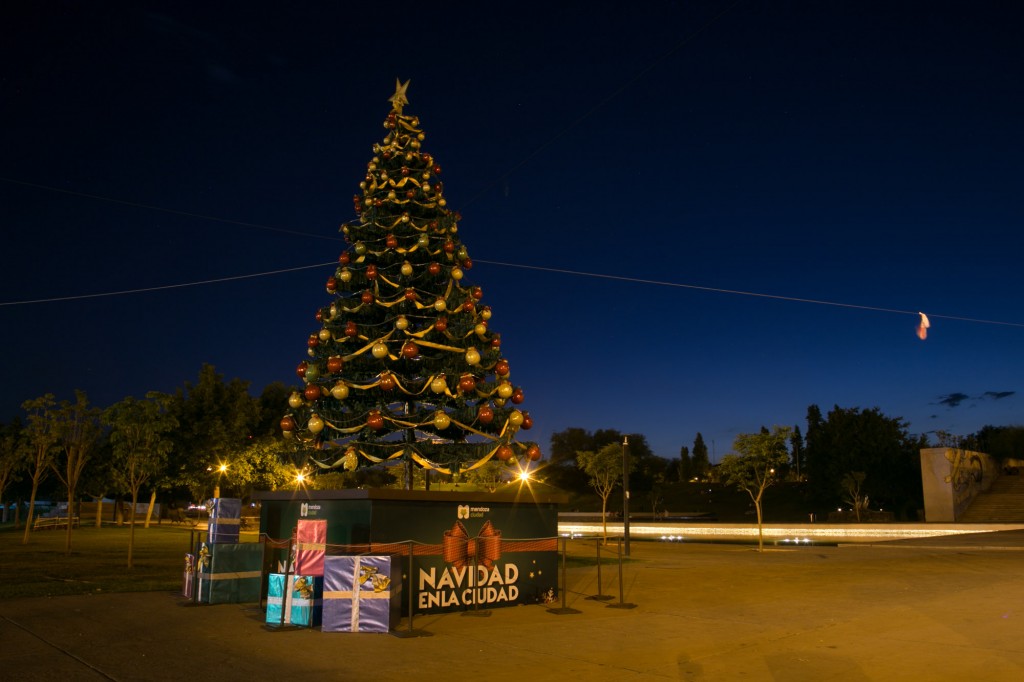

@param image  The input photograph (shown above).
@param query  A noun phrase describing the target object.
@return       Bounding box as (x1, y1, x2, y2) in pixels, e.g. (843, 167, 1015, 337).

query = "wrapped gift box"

(294, 519, 326, 576)
(290, 575, 323, 627)
(208, 497, 241, 544)
(182, 553, 196, 598)
(323, 556, 401, 633)
(265, 573, 294, 625)
(266, 573, 323, 627)
(197, 542, 263, 604)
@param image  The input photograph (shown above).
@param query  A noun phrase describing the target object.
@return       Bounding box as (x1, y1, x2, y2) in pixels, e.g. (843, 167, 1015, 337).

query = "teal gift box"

(290, 575, 323, 627)
(266, 574, 323, 626)
(197, 542, 263, 604)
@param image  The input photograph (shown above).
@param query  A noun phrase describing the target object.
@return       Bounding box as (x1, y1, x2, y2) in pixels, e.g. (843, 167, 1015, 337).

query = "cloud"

(983, 391, 1016, 400)
(936, 390, 1016, 409)
(938, 392, 969, 408)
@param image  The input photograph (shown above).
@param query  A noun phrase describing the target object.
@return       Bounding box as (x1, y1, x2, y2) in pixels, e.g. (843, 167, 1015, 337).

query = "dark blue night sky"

(2, 1, 1022, 460)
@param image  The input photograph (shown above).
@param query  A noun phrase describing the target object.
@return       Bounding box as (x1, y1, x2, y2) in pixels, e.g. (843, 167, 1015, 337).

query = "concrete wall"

(919, 447, 998, 522)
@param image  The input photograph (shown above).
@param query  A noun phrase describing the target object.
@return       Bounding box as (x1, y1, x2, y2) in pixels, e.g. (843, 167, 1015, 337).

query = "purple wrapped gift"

(322, 556, 400, 633)
(207, 498, 241, 544)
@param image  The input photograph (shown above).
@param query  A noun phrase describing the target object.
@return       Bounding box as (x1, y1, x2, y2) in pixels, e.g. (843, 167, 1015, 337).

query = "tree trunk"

(95, 496, 104, 528)
(600, 495, 609, 545)
(144, 490, 157, 529)
(128, 490, 138, 569)
(755, 496, 764, 553)
(22, 482, 40, 545)
(64, 488, 75, 555)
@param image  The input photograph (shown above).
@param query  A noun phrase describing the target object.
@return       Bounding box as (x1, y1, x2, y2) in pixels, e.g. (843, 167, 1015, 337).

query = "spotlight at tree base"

(518, 469, 532, 483)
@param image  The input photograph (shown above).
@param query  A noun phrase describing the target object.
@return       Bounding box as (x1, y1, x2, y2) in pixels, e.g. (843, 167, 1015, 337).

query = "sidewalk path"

(2, 533, 1023, 681)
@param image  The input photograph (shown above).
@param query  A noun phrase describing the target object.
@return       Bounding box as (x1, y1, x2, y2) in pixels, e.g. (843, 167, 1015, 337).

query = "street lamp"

(213, 463, 228, 499)
(622, 436, 630, 557)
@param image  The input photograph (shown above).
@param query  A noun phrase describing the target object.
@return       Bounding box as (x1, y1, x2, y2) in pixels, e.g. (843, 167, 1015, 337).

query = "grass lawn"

(0, 523, 214, 600)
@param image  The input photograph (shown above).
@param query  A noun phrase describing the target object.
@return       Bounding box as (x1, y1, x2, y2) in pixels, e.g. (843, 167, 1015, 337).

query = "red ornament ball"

(495, 359, 510, 376)
(296, 362, 308, 379)
(304, 384, 321, 401)
(472, 287, 483, 300)
(339, 252, 351, 265)
(345, 321, 358, 337)
(367, 411, 385, 430)
(326, 277, 338, 293)
(477, 405, 494, 424)
(379, 374, 396, 391)
(327, 356, 344, 374)
(496, 445, 514, 462)
(401, 341, 419, 359)
(521, 412, 533, 430)
(404, 288, 417, 302)
(511, 388, 524, 404)
(434, 316, 448, 332)
(428, 262, 442, 276)
(526, 444, 541, 461)
(458, 374, 476, 393)
(386, 234, 398, 249)
(361, 290, 374, 304)
(365, 264, 378, 280)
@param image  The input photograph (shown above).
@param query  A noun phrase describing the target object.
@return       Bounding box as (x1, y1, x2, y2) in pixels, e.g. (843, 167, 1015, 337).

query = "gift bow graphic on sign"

(442, 520, 502, 569)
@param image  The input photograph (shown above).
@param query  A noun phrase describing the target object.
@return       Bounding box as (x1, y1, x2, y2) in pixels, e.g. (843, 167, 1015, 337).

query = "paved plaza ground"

(2, 530, 1023, 681)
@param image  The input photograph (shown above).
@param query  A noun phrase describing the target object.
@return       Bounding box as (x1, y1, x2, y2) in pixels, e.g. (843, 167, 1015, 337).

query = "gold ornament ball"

(330, 383, 349, 400)
(288, 392, 303, 409)
(481, 308, 492, 321)
(372, 342, 389, 359)
(433, 411, 451, 430)
(308, 415, 325, 433)
(433, 298, 447, 312)
(474, 323, 487, 337)
(318, 328, 331, 342)
(465, 347, 481, 365)
(401, 261, 413, 277)
(508, 410, 524, 427)
(451, 267, 463, 281)
(395, 315, 409, 330)
(430, 376, 447, 394)
(497, 382, 514, 399)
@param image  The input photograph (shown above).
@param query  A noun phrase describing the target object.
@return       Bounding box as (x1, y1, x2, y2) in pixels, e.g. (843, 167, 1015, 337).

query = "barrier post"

(547, 535, 581, 615)
(391, 540, 432, 638)
(586, 538, 613, 601)
(606, 537, 637, 609)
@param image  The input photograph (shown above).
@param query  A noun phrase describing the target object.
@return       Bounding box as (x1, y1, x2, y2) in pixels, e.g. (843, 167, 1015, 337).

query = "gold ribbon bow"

(359, 565, 392, 593)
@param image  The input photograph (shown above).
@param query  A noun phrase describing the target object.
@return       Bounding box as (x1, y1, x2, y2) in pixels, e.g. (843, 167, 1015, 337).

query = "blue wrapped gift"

(323, 556, 400, 633)
(265, 573, 294, 625)
(290, 576, 323, 627)
(207, 498, 241, 544)
(197, 542, 263, 604)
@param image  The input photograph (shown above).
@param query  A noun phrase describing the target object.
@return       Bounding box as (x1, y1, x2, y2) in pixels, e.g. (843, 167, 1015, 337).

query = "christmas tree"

(281, 80, 540, 486)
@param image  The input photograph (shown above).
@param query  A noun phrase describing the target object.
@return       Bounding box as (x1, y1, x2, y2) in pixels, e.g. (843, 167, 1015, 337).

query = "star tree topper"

(388, 78, 411, 114)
